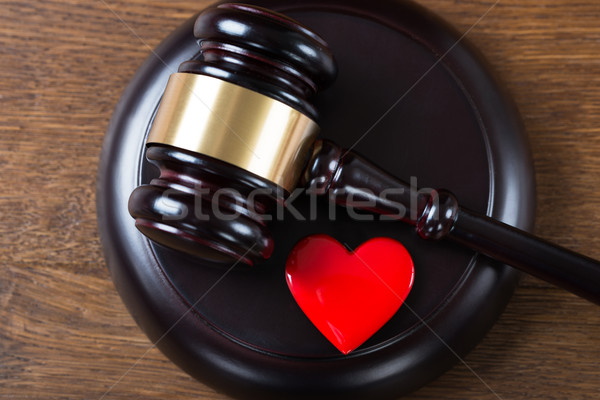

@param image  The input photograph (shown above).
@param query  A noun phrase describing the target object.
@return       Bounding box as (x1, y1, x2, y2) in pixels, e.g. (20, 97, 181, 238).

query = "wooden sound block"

(97, 0, 535, 399)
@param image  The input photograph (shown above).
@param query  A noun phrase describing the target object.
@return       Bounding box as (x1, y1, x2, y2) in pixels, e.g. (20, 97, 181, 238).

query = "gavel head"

(128, 3, 337, 265)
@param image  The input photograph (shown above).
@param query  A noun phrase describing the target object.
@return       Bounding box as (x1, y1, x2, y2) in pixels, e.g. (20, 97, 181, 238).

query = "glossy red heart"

(285, 234, 414, 355)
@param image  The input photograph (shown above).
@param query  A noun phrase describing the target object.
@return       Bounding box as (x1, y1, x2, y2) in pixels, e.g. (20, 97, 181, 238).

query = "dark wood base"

(97, 0, 535, 398)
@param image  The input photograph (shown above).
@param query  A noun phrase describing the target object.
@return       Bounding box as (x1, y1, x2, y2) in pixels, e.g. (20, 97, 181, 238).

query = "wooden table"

(1, 0, 599, 398)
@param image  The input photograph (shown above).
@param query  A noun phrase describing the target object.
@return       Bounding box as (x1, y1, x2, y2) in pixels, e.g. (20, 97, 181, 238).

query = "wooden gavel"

(128, 3, 600, 305)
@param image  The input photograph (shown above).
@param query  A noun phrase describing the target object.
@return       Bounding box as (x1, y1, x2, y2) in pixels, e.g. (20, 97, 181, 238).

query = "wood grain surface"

(1, 0, 599, 399)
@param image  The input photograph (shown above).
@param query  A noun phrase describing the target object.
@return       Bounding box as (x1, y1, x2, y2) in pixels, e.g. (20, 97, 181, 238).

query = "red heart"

(285, 234, 414, 355)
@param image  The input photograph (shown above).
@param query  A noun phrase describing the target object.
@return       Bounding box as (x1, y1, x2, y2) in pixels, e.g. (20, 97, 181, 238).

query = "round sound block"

(97, 0, 535, 399)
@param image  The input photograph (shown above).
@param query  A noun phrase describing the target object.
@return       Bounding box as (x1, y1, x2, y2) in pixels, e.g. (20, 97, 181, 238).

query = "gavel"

(128, 3, 600, 305)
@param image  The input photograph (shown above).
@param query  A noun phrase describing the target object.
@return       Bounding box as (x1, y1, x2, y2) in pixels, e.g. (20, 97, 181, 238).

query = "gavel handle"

(449, 208, 600, 304)
(306, 140, 600, 305)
